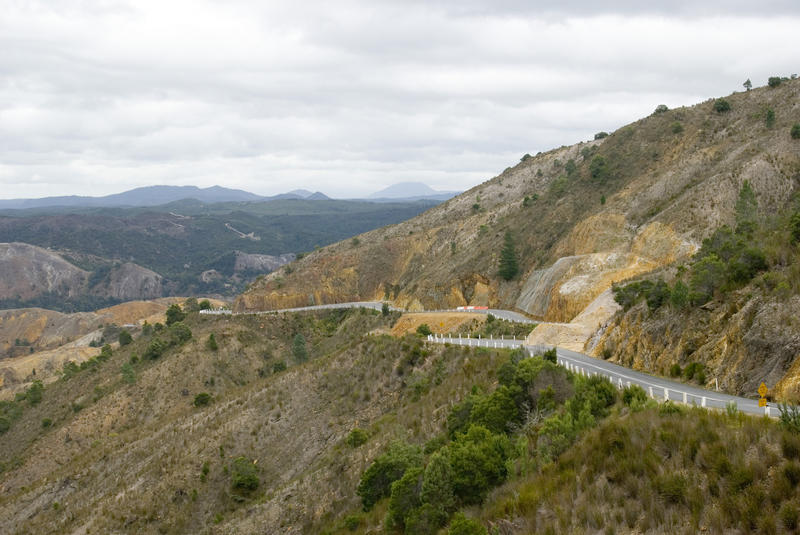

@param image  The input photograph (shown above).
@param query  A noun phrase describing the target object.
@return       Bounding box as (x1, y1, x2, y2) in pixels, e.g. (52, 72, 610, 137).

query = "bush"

(165, 304, 186, 326)
(622, 385, 648, 407)
(198, 299, 212, 310)
(589, 155, 609, 181)
(0, 417, 10, 434)
(779, 403, 800, 434)
(416, 324, 432, 336)
(121, 362, 136, 385)
(448, 512, 487, 535)
(345, 428, 369, 447)
(118, 330, 133, 346)
(25, 380, 44, 405)
(791, 124, 800, 139)
(272, 361, 287, 373)
(594, 131, 608, 139)
(167, 322, 192, 344)
(231, 456, 259, 492)
(768, 76, 783, 88)
(655, 473, 687, 503)
(542, 348, 557, 363)
(193, 392, 212, 407)
(654, 104, 669, 114)
(292, 333, 308, 362)
(765, 108, 775, 128)
(41, 418, 52, 428)
(671, 121, 683, 134)
(669, 363, 682, 377)
(780, 503, 799, 531)
(713, 99, 731, 113)
(357, 442, 423, 510)
(206, 333, 218, 351)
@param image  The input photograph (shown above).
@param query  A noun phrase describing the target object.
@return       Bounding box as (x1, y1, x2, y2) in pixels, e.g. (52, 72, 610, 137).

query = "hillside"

(0, 198, 438, 309)
(2, 306, 799, 535)
(237, 79, 800, 397)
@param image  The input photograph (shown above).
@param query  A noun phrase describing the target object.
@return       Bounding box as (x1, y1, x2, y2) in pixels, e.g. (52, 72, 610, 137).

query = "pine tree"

(292, 333, 308, 362)
(498, 231, 519, 281)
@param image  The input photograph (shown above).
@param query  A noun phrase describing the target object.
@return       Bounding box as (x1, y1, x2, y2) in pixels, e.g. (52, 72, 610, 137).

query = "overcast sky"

(1, 1, 798, 199)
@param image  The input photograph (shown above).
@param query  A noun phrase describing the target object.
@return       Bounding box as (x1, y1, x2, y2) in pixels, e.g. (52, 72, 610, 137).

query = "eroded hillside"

(237, 80, 800, 331)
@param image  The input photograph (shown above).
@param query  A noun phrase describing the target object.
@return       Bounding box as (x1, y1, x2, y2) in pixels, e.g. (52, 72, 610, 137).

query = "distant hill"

(367, 181, 460, 201)
(0, 185, 264, 210)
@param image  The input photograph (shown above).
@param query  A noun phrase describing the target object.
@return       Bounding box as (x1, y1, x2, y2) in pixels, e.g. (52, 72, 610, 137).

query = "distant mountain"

(367, 181, 460, 201)
(0, 185, 263, 210)
(306, 191, 331, 200)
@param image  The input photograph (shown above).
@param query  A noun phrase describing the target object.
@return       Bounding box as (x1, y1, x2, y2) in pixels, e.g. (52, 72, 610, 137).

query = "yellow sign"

(758, 382, 768, 398)
(759, 398, 767, 407)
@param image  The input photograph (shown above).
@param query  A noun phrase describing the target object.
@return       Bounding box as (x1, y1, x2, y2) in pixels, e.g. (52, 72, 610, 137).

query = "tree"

(416, 323, 432, 336)
(734, 180, 758, 236)
(165, 304, 185, 326)
(421, 449, 456, 516)
(654, 104, 669, 114)
(292, 333, 308, 362)
(206, 333, 218, 351)
(713, 99, 731, 113)
(231, 456, 259, 491)
(589, 155, 609, 181)
(118, 330, 133, 346)
(498, 232, 519, 281)
(768, 76, 782, 88)
(198, 299, 212, 310)
(448, 513, 487, 535)
(792, 124, 800, 140)
(449, 426, 511, 504)
(358, 442, 423, 510)
(387, 466, 423, 529)
(594, 131, 608, 139)
(381, 302, 390, 316)
(743, 78, 752, 91)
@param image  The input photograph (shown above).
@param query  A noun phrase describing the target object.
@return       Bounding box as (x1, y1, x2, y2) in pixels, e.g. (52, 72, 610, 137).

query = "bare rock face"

(0, 308, 104, 358)
(233, 251, 295, 273)
(0, 242, 88, 301)
(91, 262, 163, 301)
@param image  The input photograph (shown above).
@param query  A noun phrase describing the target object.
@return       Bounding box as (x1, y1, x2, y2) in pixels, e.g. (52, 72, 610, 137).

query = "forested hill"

(0, 198, 438, 310)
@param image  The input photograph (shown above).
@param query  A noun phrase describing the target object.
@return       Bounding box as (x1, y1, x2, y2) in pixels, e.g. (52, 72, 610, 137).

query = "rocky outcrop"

(91, 262, 163, 301)
(233, 251, 295, 273)
(0, 243, 87, 301)
(588, 292, 800, 400)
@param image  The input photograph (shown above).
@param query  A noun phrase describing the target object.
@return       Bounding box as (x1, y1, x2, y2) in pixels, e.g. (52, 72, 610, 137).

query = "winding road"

(202, 301, 780, 418)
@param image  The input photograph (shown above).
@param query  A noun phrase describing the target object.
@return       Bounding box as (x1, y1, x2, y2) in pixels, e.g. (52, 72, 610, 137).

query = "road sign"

(759, 398, 767, 407)
(758, 382, 768, 398)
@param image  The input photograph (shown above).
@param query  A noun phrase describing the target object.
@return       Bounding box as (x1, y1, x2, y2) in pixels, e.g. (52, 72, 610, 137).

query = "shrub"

(655, 473, 687, 503)
(542, 348, 557, 363)
(165, 304, 186, 326)
(198, 299, 212, 310)
(272, 361, 287, 373)
(343, 514, 362, 531)
(448, 512, 487, 535)
(357, 442, 423, 510)
(779, 403, 800, 434)
(167, 322, 192, 344)
(193, 392, 212, 407)
(520, 153, 532, 162)
(25, 380, 44, 405)
(768, 76, 783, 87)
(654, 104, 669, 114)
(671, 121, 684, 134)
(345, 428, 369, 447)
(231, 456, 259, 492)
(780, 503, 799, 531)
(422, 449, 456, 515)
(118, 330, 133, 346)
(292, 333, 308, 362)
(405, 503, 448, 535)
(41, 418, 52, 428)
(589, 156, 609, 181)
(121, 363, 136, 385)
(765, 108, 775, 128)
(594, 131, 609, 139)
(622, 385, 648, 407)
(669, 363, 682, 377)
(0, 417, 10, 434)
(791, 124, 800, 139)
(713, 99, 731, 113)
(206, 333, 218, 351)
(416, 324, 432, 336)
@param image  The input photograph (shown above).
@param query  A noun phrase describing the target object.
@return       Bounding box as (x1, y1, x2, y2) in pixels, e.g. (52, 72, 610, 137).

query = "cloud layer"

(1, 1, 798, 198)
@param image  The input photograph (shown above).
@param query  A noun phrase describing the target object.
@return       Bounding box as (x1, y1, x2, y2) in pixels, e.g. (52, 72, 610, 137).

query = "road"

(203, 301, 778, 418)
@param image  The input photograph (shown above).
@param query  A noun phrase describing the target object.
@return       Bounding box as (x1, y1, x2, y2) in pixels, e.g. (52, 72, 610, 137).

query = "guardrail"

(425, 337, 780, 418)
